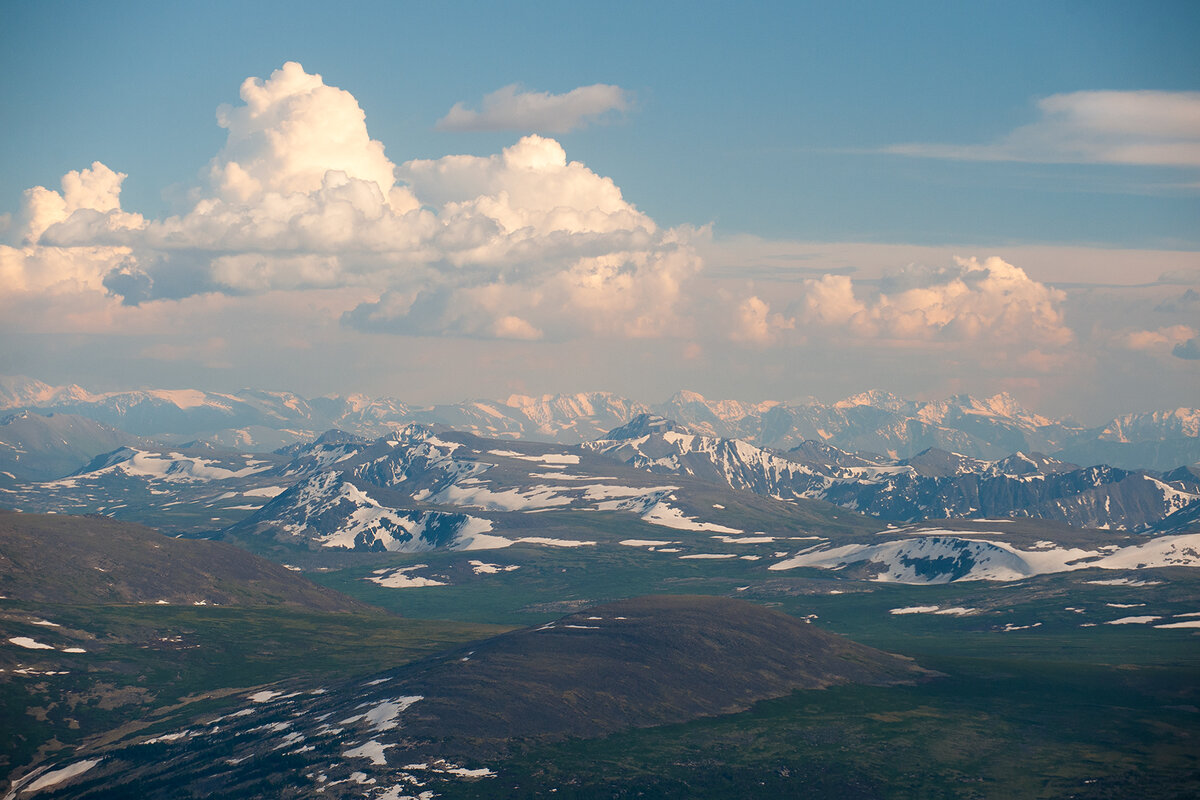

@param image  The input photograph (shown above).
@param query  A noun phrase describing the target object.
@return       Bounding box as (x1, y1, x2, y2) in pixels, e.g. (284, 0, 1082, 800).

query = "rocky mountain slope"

(5, 413, 1198, 561)
(586, 415, 1200, 532)
(225, 423, 800, 555)
(0, 412, 157, 483)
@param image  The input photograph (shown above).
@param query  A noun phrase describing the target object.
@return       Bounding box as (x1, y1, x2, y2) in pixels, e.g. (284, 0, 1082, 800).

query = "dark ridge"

(399, 594, 934, 756)
(37, 597, 933, 798)
(0, 510, 370, 611)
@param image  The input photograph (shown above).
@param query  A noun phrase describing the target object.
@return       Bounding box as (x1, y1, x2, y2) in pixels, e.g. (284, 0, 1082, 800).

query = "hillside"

(0, 411, 158, 483)
(397, 594, 933, 753)
(14, 595, 932, 798)
(0, 510, 367, 611)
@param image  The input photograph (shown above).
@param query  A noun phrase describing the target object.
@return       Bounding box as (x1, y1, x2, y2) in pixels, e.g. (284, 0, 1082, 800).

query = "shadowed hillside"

(0, 510, 368, 611)
(22, 595, 933, 799)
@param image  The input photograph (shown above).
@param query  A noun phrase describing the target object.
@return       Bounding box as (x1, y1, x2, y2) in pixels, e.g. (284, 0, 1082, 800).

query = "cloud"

(0, 62, 1101, 381)
(790, 257, 1073, 345)
(6, 62, 700, 343)
(1156, 268, 1200, 286)
(436, 83, 631, 133)
(16, 162, 143, 246)
(730, 295, 794, 344)
(1120, 321, 1200, 362)
(209, 61, 399, 202)
(1155, 288, 1200, 313)
(1173, 338, 1200, 360)
(887, 91, 1200, 167)
(1117, 324, 1197, 352)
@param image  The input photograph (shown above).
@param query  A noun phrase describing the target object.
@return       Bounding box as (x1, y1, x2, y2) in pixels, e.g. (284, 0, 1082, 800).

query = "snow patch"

(712, 535, 775, 544)
(343, 739, 393, 765)
(468, 560, 519, 574)
(769, 532, 1200, 584)
(243, 486, 288, 497)
(368, 566, 448, 588)
(641, 501, 743, 533)
(22, 759, 102, 793)
(889, 606, 940, 615)
(340, 696, 422, 732)
(8, 637, 53, 650)
(248, 690, 283, 703)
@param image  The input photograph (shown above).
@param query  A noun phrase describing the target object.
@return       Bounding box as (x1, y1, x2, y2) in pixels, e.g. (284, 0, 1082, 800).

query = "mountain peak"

(834, 390, 905, 412)
(600, 413, 686, 440)
(668, 389, 708, 404)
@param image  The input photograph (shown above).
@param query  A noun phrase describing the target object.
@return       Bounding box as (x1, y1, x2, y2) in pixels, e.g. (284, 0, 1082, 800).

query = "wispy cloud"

(436, 83, 632, 133)
(887, 91, 1200, 167)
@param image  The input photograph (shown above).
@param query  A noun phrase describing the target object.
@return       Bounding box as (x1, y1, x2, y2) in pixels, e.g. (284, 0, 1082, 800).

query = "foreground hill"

(0, 510, 367, 611)
(0, 510, 510, 783)
(14, 595, 932, 799)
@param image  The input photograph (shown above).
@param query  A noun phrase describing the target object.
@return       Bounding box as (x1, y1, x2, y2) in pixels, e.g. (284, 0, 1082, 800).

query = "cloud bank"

(8, 60, 1191, 410)
(888, 90, 1200, 167)
(436, 83, 632, 133)
(732, 257, 1073, 349)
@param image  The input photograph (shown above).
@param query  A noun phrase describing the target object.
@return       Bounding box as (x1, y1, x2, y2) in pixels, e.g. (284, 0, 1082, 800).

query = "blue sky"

(4, 0, 1197, 245)
(1, 1, 1197, 419)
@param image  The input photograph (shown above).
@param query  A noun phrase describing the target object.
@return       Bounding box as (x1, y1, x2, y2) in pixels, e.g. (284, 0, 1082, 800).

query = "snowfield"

(48, 448, 271, 485)
(768, 532, 1200, 584)
(367, 567, 448, 588)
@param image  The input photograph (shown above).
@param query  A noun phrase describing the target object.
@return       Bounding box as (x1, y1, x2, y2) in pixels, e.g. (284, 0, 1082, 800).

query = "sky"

(1, 0, 1197, 422)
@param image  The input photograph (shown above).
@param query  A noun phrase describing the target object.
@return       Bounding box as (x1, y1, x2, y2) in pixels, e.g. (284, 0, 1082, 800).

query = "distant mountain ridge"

(586, 414, 1200, 533)
(0, 411, 159, 482)
(2, 375, 1197, 471)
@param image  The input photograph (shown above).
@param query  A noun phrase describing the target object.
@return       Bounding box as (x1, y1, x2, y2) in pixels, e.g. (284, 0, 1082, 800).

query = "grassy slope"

(0, 512, 510, 779)
(0, 602, 508, 778)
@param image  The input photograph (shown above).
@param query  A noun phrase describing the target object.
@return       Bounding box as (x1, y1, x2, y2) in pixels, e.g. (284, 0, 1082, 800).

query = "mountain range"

(4, 412, 1199, 549)
(3, 375, 1198, 470)
(587, 415, 1200, 533)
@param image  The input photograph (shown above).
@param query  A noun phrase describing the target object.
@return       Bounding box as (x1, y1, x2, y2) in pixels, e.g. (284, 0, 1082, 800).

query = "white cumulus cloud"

(789, 257, 1073, 345)
(436, 83, 632, 133)
(5, 62, 699, 341)
(209, 61, 400, 202)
